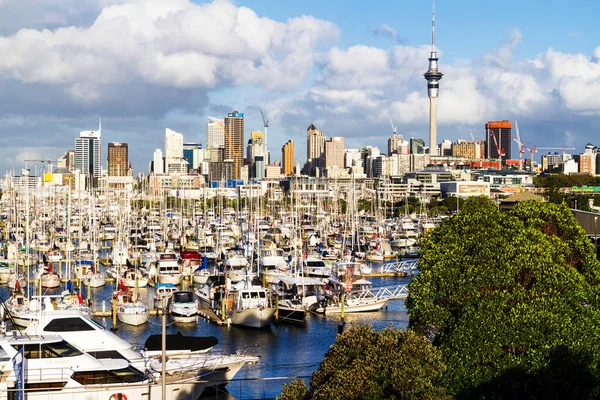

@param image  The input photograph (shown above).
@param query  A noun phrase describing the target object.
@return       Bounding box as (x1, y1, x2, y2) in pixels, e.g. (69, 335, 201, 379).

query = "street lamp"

(595, 216, 598, 259)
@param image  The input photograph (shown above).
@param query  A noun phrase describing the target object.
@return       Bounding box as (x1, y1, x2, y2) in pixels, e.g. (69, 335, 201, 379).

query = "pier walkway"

(371, 284, 409, 301)
(381, 260, 418, 274)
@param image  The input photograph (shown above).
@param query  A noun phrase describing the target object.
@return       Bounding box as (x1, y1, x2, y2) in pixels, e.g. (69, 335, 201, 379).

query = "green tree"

(407, 196, 600, 398)
(278, 326, 448, 400)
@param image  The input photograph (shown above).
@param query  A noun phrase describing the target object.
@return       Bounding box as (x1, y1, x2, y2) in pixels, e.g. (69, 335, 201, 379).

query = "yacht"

(0, 333, 152, 399)
(169, 290, 198, 323)
(22, 309, 259, 396)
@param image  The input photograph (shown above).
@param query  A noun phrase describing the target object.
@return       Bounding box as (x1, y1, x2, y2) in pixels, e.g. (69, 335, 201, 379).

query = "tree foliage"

(407, 196, 600, 398)
(278, 325, 448, 400)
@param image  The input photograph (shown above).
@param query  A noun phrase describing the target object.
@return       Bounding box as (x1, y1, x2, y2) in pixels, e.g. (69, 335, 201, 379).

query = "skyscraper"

(206, 117, 225, 149)
(282, 140, 294, 175)
(485, 120, 512, 162)
(75, 121, 102, 183)
(424, 1, 443, 156)
(224, 110, 244, 179)
(107, 142, 128, 176)
(165, 128, 183, 173)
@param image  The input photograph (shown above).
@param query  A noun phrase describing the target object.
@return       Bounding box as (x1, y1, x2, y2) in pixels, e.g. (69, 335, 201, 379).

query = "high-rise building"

(282, 140, 294, 175)
(206, 117, 225, 149)
(307, 124, 325, 162)
(388, 135, 410, 155)
(224, 110, 244, 179)
(107, 142, 128, 177)
(165, 128, 184, 173)
(439, 139, 452, 156)
(324, 137, 344, 169)
(247, 131, 265, 163)
(306, 123, 326, 175)
(152, 149, 164, 174)
(75, 122, 102, 183)
(183, 143, 202, 171)
(579, 144, 597, 175)
(424, 2, 443, 156)
(485, 120, 512, 162)
(410, 138, 425, 155)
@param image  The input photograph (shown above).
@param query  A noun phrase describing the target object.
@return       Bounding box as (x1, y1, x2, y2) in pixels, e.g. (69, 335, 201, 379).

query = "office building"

(282, 140, 294, 175)
(165, 128, 184, 173)
(107, 142, 128, 177)
(452, 140, 485, 159)
(306, 123, 326, 175)
(206, 117, 225, 149)
(324, 137, 344, 169)
(410, 138, 425, 155)
(183, 143, 202, 171)
(75, 122, 102, 184)
(224, 110, 244, 179)
(152, 149, 164, 174)
(485, 120, 512, 162)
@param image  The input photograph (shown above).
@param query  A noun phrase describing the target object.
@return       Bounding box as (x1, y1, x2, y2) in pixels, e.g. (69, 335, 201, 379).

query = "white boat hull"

(117, 303, 150, 326)
(230, 307, 276, 329)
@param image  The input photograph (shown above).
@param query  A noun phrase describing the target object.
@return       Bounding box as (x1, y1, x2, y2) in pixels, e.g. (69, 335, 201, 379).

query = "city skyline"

(0, 0, 599, 174)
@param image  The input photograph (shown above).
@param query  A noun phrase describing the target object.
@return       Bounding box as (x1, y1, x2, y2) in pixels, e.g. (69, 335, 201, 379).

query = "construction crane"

(24, 159, 55, 173)
(389, 116, 397, 136)
(489, 128, 504, 166)
(537, 146, 575, 157)
(510, 121, 536, 171)
(260, 107, 269, 164)
(512, 120, 526, 170)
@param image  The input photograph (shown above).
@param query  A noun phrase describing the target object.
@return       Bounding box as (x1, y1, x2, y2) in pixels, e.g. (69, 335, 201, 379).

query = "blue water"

(1, 266, 412, 399)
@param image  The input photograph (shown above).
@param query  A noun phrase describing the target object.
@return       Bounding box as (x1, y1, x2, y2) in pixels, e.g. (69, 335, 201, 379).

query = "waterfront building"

(206, 117, 225, 149)
(485, 120, 512, 162)
(452, 139, 485, 159)
(282, 140, 294, 175)
(107, 142, 128, 177)
(224, 110, 244, 179)
(165, 128, 184, 173)
(424, 3, 443, 155)
(75, 122, 102, 186)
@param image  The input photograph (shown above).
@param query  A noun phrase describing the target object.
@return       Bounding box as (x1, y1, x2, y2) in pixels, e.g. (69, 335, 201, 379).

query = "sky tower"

(424, 0, 443, 156)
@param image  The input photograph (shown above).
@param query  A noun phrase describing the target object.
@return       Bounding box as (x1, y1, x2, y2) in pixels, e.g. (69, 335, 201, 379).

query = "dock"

(198, 306, 228, 326)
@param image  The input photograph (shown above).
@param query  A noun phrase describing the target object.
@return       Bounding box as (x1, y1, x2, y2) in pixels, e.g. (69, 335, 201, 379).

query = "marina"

(0, 171, 424, 398)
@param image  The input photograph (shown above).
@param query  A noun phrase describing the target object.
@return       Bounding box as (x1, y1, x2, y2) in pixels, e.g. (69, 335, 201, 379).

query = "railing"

(381, 259, 418, 274)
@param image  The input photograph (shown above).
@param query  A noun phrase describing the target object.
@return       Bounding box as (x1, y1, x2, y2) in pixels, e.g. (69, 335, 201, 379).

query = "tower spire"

(432, 0, 436, 53)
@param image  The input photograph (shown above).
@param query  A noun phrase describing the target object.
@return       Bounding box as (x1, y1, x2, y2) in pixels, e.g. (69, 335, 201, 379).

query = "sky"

(1, 0, 599, 175)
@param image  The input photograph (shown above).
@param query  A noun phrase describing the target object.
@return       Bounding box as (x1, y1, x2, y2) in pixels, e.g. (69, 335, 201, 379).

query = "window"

(72, 367, 147, 385)
(44, 317, 95, 332)
(14, 341, 83, 358)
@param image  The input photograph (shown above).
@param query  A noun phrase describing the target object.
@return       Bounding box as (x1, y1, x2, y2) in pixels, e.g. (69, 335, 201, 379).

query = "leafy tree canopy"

(278, 325, 448, 400)
(407, 196, 600, 398)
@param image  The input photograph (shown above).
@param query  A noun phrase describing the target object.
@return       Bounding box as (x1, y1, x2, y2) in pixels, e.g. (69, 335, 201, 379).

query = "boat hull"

(230, 307, 276, 329)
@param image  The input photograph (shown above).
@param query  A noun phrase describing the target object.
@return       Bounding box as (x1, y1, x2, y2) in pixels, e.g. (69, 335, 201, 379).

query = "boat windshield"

(13, 340, 83, 358)
(173, 292, 194, 303)
(72, 366, 148, 385)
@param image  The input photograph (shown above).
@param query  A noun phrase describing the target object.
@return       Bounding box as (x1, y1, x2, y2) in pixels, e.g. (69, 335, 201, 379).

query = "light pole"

(595, 216, 598, 259)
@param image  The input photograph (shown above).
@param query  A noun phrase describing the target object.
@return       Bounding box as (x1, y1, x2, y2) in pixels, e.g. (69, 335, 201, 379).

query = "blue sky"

(0, 0, 599, 174)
